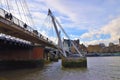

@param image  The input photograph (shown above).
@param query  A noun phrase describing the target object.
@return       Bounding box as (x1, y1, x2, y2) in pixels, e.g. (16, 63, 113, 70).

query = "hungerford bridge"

(0, 1, 86, 68)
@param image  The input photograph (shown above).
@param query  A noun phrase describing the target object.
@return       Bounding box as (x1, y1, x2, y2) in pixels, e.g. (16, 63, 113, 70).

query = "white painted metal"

(48, 9, 67, 57)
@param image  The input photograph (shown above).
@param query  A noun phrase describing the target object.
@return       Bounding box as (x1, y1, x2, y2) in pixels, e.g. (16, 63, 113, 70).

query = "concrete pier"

(62, 57, 87, 68)
(0, 46, 45, 69)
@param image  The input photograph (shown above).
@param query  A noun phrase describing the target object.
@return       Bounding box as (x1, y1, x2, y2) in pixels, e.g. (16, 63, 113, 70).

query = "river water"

(0, 56, 120, 80)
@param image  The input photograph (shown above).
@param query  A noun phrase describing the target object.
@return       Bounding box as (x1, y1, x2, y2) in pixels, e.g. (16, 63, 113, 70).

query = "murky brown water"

(0, 57, 120, 80)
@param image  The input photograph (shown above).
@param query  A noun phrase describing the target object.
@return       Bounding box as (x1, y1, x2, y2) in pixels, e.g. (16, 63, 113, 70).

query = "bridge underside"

(0, 19, 55, 47)
(0, 36, 32, 50)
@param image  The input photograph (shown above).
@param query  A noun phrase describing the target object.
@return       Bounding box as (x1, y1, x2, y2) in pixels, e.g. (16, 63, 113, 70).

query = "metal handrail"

(0, 8, 56, 46)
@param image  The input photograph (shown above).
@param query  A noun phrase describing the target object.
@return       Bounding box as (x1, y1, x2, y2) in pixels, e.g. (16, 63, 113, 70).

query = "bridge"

(0, 8, 56, 48)
(0, 0, 86, 68)
(0, 6, 59, 68)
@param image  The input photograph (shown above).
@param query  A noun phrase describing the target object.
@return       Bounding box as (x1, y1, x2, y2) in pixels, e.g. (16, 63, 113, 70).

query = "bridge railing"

(0, 8, 56, 46)
(0, 8, 5, 17)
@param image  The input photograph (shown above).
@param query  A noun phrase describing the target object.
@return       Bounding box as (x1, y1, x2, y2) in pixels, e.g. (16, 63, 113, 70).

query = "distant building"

(109, 42, 114, 47)
(87, 45, 102, 53)
(99, 43, 105, 48)
(119, 38, 120, 46)
(79, 44, 87, 52)
(87, 38, 120, 53)
(63, 39, 87, 54)
(63, 39, 71, 52)
(63, 39, 79, 52)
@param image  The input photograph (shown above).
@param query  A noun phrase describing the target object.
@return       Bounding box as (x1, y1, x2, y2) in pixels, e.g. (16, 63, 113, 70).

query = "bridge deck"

(0, 8, 56, 48)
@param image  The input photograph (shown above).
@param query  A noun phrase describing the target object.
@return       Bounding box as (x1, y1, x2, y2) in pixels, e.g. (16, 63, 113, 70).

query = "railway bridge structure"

(0, 0, 86, 68)
(0, 8, 59, 68)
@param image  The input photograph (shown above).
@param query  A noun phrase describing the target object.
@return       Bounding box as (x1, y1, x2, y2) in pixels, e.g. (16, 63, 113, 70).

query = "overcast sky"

(1, 0, 120, 46)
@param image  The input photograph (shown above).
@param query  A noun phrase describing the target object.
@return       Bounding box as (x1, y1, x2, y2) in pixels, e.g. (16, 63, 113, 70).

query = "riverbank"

(85, 52, 120, 57)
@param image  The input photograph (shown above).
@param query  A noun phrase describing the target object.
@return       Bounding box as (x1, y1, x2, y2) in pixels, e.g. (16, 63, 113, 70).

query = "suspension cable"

(55, 17, 83, 57)
(0, 0, 3, 8)
(40, 15, 50, 34)
(5, 0, 10, 12)
(22, 0, 33, 25)
(4, 0, 9, 12)
(18, 0, 28, 23)
(50, 16, 57, 43)
(48, 16, 54, 40)
(45, 16, 51, 37)
(48, 9, 83, 57)
(10, 0, 16, 16)
(21, 0, 30, 25)
(23, 0, 34, 26)
(15, 0, 22, 20)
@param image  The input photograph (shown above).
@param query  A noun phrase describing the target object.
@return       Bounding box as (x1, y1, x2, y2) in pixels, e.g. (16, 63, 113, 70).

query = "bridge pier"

(62, 56, 87, 68)
(44, 48, 59, 63)
(44, 48, 50, 62)
(0, 46, 44, 69)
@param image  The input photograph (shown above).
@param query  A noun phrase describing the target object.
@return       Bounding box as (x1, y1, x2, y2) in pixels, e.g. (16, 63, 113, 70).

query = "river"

(0, 56, 120, 80)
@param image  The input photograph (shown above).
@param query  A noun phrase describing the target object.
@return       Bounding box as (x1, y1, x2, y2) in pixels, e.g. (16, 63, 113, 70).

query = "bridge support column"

(44, 49, 50, 61)
(62, 57, 87, 68)
(0, 46, 45, 69)
(32, 46, 44, 67)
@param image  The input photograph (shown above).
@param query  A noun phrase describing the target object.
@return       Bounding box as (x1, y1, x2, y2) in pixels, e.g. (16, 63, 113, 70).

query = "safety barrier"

(0, 8, 55, 46)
